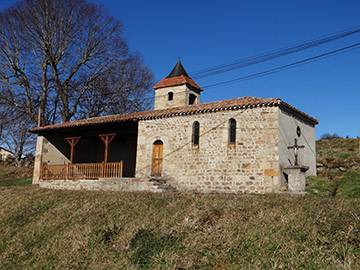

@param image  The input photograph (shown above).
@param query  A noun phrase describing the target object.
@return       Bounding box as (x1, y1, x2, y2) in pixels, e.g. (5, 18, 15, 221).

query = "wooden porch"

(40, 161, 123, 180)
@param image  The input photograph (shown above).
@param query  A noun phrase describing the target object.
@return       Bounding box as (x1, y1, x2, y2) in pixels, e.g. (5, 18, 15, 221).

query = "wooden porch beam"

(65, 136, 81, 164)
(98, 133, 116, 163)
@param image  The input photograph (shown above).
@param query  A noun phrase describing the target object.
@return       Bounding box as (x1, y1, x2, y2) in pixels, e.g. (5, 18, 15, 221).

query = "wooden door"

(152, 141, 163, 177)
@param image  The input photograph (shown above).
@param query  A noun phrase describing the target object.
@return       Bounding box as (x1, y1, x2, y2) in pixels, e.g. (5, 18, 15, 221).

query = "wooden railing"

(40, 161, 123, 180)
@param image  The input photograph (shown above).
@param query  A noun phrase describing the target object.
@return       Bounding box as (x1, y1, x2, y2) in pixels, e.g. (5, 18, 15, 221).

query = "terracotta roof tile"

(30, 96, 318, 133)
(153, 75, 202, 90)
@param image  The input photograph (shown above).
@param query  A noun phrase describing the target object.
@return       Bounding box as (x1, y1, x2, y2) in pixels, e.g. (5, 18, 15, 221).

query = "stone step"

(38, 177, 177, 193)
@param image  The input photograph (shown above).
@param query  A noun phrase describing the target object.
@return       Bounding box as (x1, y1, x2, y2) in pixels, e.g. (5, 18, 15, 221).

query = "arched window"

(192, 121, 200, 146)
(168, 92, 173, 101)
(229, 118, 236, 143)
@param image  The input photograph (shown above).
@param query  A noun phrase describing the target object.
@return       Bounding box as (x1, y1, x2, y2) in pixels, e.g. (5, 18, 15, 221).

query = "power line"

(202, 42, 360, 89)
(81, 40, 360, 101)
(189, 26, 360, 79)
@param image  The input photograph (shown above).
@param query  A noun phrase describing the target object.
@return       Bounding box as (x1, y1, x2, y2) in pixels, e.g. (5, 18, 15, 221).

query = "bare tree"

(0, 105, 35, 163)
(0, 0, 154, 126)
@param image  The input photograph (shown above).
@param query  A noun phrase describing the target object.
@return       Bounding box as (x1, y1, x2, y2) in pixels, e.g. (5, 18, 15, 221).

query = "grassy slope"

(0, 163, 33, 181)
(306, 138, 360, 197)
(0, 138, 360, 269)
(0, 187, 360, 269)
(0, 164, 32, 187)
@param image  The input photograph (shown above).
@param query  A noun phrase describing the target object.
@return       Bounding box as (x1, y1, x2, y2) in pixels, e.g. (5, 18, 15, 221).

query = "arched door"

(152, 140, 163, 176)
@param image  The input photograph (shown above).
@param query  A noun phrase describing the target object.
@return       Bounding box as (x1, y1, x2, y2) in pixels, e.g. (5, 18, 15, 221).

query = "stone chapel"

(31, 61, 318, 193)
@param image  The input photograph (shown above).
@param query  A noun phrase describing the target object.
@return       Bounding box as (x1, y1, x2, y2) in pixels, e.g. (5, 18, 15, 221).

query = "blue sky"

(0, 0, 359, 139)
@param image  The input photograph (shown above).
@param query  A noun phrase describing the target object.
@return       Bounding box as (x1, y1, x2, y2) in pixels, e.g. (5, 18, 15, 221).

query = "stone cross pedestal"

(283, 166, 309, 193)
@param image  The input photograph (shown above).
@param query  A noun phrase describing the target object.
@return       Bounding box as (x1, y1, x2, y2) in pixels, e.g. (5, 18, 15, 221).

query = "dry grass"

(1, 139, 360, 269)
(0, 163, 33, 181)
(317, 138, 359, 160)
(1, 187, 360, 269)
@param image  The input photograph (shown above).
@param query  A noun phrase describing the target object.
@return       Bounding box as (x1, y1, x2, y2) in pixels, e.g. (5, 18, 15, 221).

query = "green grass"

(337, 170, 360, 198)
(306, 176, 336, 197)
(312, 138, 360, 198)
(0, 177, 32, 187)
(306, 171, 360, 198)
(0, 188, 360, 269)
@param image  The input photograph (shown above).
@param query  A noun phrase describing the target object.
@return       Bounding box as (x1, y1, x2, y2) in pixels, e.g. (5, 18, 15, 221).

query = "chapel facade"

(31, 61, 318, 194)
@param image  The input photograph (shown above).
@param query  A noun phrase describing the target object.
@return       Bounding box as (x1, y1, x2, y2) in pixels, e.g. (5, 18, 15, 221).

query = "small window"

(189, 94, 196, 105)
(168, 92, 173, 101)
(229, 118, 236, 143)
(192, 121, 200, 146)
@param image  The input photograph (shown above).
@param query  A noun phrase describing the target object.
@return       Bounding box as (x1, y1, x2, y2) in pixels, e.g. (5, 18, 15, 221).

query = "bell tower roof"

(153, 61, 202, 90)
(166, 60, 190, 78)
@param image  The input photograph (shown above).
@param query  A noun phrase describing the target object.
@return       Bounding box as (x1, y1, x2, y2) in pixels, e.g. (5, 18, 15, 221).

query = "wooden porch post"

(65, 137, 81, 164)
(98, 133, 116, 163)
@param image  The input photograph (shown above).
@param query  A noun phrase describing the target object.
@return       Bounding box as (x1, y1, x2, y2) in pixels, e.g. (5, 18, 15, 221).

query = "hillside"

(306, 138, 360, 197)
(1, 187, 360, 269)
(0, 138, 359, 269)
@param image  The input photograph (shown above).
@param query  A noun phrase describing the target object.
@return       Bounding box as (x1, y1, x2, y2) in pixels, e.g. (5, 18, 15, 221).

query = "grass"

(317, 138, 360, 161)
(306, 175, 336, 197)
(306, 170, 360, 198)
(0, 163, 33, 181)
(308, 138, 360, 198)
(0, 177, 32, 187)
(337, 170, 360, 198)
(0, 188, 360, 269)
(0, 138, 359, 269)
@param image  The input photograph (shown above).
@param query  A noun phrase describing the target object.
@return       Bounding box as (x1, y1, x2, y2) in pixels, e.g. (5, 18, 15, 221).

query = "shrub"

(320, 133, 342, 140)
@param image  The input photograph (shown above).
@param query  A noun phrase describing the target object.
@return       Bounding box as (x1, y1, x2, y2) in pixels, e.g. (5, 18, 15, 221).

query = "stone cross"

(287, 138, 305, 166)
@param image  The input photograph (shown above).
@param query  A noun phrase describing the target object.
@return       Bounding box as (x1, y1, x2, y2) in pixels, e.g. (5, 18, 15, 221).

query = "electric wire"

(79, 39, 360, 102)
(189, 26, 360, 79)
(202, 42, 360, 89)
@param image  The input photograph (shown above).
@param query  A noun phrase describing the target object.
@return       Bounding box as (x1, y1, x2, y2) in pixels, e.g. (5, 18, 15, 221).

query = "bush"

(320, 133, 342, 140)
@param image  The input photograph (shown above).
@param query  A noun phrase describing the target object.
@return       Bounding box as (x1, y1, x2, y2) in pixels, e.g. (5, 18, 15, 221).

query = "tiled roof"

(153, 75, 202, 90)
(30, 96, 318, 133)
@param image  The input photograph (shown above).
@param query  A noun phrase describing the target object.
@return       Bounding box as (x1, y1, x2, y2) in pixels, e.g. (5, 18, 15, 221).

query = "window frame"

(192, 121, 200, 148)
(229, 118, 236, 144)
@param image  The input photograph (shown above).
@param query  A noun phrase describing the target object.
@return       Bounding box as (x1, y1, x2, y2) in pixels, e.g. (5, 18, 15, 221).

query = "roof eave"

(279, 102, 318, 125)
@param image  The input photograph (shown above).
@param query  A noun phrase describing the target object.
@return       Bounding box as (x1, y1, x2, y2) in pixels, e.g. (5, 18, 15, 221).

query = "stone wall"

(136, 106, 280, 194)
(38, 178, 162, 192)
(32, 136, 44, 184)
(154, 85, 200, 110)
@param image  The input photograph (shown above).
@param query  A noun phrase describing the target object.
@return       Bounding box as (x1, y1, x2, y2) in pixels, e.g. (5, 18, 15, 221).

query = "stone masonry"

(154, 84, 200, 110)
(30, 61, 317, 194)
(136, 106, 280, 194)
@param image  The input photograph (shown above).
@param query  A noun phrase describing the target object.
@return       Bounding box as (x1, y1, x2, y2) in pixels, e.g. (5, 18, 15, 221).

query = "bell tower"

(153, 61, 203, 110)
